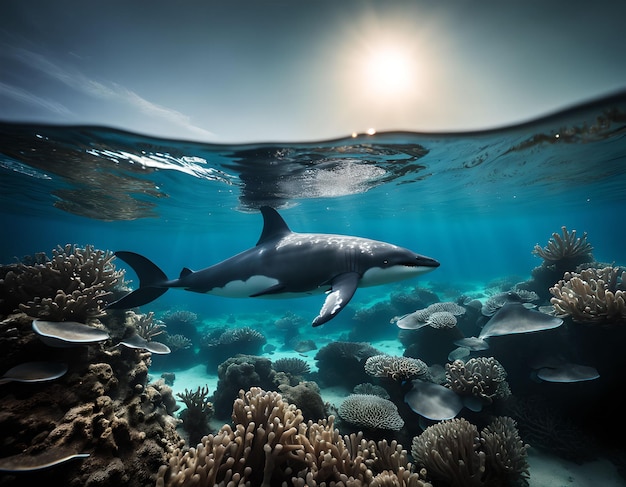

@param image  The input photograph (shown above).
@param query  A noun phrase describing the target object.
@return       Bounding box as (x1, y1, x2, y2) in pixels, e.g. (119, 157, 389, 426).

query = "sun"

(362, 46, 415, 97)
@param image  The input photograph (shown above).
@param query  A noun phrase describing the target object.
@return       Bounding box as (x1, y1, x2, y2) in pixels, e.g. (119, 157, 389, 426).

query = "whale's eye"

(383, 260, 388, 264)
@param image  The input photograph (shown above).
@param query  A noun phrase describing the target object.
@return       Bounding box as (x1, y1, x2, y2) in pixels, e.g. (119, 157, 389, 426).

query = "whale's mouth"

(409, 256, 440, 268)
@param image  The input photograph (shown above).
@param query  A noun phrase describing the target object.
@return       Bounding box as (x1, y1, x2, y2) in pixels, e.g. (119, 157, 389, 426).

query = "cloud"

(0, 81, 71, 115)
(1, 46, 215, 139)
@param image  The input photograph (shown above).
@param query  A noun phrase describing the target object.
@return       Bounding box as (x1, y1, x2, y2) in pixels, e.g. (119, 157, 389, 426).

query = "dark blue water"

(2, 92, 625, 324)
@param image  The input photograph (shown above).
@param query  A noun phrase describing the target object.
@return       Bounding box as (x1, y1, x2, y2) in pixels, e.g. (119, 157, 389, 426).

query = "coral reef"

(200, 326, 267, 372)
(160, 310, 199, 340)
(176, 385, 214, 446)
(364, 355, 432, 382)
(0, 312, 181, 487)
(445, 357, 511, 407)
(0, 244, 125, 321)
(353, 383, 391, 399)
(156, 387, 431, 487)
(338, 394, 405, 431)
(314, 341, 382, 388)
(532, 226, 593, 262)
(526, 227, 595, 302)
(274, 357, 311, 377)
(550, 266, 626, 324)
(131, 311, 166, 340)
(411, 417, 529, 487)
(278, 380, 328, 422)
(211, 355, 276, 419)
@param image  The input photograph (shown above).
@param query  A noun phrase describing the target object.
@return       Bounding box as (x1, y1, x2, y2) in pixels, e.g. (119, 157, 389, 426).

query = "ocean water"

(1, 92, 626, 484)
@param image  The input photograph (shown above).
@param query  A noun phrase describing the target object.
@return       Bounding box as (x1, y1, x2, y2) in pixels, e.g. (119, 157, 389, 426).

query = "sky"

(1, 0, 626, 143)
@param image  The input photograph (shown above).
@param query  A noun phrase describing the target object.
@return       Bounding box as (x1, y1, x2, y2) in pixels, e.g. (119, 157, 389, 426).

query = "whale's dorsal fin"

(257, 207, 292, 245)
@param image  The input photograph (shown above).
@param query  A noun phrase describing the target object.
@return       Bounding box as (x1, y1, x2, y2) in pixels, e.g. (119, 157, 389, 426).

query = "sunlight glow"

(363, 46, 415, 97)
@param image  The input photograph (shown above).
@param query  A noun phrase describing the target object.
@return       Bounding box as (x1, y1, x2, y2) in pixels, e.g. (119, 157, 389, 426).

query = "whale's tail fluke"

(105, 251, 169, 309)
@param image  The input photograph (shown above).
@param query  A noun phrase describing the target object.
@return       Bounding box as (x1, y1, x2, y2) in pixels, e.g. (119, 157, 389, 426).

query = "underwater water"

(1, 91, 626, 486)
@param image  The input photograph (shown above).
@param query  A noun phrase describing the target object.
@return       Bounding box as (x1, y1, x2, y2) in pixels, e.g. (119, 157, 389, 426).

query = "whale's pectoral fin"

(312, 272, 360, 327)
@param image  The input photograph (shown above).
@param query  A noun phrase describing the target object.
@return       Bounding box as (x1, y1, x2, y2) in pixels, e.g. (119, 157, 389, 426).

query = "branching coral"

(550, 266, 626, 324)
(338, 394, 405, 431)
(176, 385, 214, 446)
(1, 244, 124, 321)
(532, 226, 593, 262)
(131, 311, 166, 340)
(445, 357, 511, 406)
(364, 355, 432, 382)
(156, 387, 431, 487)
(411, 417, 528, 487)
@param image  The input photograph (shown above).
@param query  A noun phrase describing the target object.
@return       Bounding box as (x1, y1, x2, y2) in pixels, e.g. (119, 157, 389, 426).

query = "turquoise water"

(1, 92, 626, 483)
(2, 93, 625, 321)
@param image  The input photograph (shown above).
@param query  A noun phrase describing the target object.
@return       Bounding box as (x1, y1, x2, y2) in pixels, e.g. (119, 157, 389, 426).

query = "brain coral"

(338, 394, 405, 431)
(445, 357, 511, 405)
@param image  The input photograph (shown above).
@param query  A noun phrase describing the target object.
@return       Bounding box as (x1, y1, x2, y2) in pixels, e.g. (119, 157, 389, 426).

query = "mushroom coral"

(411, 417, 529, 487)
(550, 266, 626, 324)
(156, 387, 432, 487)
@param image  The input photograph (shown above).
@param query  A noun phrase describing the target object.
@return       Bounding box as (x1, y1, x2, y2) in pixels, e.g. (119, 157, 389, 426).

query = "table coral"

(550, 266, 626, 324)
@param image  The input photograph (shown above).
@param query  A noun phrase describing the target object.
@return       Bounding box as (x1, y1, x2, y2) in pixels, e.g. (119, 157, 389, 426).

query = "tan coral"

(550, 266, 626, 324)
(532, 226, 593, 262)
(156, 387, 431, 487)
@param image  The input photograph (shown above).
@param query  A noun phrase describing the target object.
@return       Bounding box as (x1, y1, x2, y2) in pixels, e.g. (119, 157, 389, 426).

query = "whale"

(105, 206, 440, 326)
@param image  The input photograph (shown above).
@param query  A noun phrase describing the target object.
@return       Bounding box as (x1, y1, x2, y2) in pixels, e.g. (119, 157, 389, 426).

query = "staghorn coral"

(445, 357, 511, 406)
(156, 387, 431, 487)
(365, 354, 432, 382)
(1, 244, 124, 321)
(338, 394, 405, 431)
(550, 266, 626, 324)
(176, 385, 214, 446)
(130, 311, 166, 340)
(532, 226, 593, 262)
(411, 417, 528, 487)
